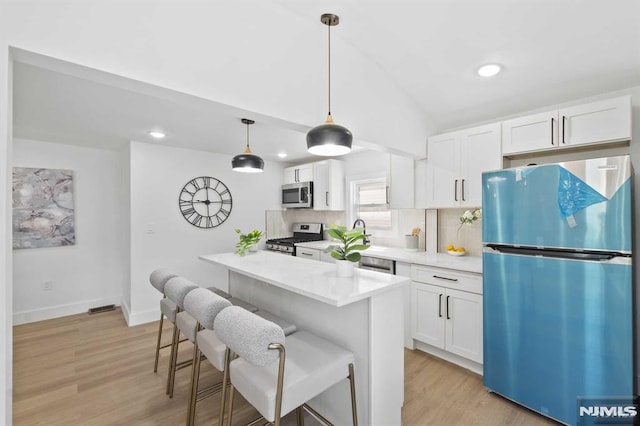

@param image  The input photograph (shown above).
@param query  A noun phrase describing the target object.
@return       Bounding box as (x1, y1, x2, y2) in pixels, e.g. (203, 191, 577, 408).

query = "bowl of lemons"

(446, 244, 466, 256)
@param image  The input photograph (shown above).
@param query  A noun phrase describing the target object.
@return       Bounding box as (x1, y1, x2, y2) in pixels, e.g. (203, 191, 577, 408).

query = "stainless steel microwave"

(282, 181, 313, 208)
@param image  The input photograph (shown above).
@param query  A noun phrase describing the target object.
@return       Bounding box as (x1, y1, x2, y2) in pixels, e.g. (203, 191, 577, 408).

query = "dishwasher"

(359, 256, 396, 274)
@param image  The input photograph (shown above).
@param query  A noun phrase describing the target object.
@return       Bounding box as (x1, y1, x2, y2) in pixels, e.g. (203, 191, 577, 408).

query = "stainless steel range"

(265, 223, 323, 255)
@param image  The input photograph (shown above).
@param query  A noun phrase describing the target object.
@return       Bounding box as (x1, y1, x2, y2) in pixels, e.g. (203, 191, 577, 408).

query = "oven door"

(282, 182, 313, 208)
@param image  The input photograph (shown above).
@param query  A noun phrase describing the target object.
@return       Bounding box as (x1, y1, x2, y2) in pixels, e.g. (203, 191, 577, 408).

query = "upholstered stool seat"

(215, 306, 358, 426)
(255, 310, 297, 337)
(228, 297, 258, 313)
(207, 287, 232, 299)
(160, 298, 178, 322)
(182, 287, 233, 425)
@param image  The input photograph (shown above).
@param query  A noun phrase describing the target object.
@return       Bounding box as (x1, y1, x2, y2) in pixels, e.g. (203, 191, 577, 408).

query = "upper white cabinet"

(313, 159, 344, 211)
(283, 160, 344, 210)
(502, 96, 631, 155)
(283, 163, 314, 184)
(425, 122, 501, 208)
(389, 154, 415, 209)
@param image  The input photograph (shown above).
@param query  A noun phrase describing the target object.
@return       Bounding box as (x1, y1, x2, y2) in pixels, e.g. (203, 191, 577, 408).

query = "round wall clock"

(178, 176, 232, 228)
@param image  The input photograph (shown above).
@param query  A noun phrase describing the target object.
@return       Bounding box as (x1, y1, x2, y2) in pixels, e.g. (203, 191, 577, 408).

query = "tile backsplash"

(437, 208, 482, 256)
(266, 207, 483, 257)
(265, 209, 426, 250)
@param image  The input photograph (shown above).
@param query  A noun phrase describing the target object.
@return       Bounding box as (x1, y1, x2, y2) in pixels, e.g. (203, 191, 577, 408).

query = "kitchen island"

(200, 251, 409, 426)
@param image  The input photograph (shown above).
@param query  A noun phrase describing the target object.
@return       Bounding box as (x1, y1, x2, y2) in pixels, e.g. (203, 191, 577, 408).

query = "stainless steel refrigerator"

(482, 155, 634, 425)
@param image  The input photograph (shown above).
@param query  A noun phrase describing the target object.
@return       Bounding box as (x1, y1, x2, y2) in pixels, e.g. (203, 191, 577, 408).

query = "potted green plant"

(325, 224, 370, 277)
(234, 229, 263, 256)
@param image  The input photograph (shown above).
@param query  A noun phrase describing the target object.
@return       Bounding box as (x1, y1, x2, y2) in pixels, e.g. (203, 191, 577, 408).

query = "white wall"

(0, 33, 13, 424)
(12, 139, 125, 324)
(126, 141, 283, 325)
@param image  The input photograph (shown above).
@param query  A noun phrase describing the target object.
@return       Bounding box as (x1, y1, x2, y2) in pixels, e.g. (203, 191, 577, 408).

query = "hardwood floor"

(13, 309, 556, 425)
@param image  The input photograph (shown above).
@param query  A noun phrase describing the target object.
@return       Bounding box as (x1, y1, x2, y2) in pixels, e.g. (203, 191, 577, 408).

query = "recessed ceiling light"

(277, 153, 287, 158)
(148, 131, 166, 139)
(477, 64, 501, 77)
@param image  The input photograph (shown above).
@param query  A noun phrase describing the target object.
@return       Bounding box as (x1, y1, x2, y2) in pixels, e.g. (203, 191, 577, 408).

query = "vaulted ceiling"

(11, 0, 640, 162)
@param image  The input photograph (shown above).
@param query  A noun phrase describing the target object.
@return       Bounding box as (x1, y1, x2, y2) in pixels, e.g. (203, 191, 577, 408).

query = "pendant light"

(232, 118, 264, 173)
(307, 13, 353, 156)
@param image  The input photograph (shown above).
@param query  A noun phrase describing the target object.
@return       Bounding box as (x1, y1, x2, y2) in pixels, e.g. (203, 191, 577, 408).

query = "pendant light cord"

(246, 122, 250, 148)
(327, 22, 331, 118)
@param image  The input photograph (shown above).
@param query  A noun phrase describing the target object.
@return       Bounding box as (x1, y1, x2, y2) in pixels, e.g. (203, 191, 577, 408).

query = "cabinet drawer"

(411, 265, 482, 295)
(296, 248, 320, 261)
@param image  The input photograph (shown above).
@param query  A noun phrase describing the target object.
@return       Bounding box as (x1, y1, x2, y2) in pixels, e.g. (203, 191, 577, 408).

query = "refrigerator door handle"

(438, 294, 443, 318)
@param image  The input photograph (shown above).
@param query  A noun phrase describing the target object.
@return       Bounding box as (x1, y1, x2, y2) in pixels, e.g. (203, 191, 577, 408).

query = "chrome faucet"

(352, 219, 370, 245)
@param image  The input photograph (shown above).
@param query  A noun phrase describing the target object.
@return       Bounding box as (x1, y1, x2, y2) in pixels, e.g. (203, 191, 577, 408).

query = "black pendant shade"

(307, 13, 352, 156)
(232, 118, 264, 173)
(307, 121, 353, 156)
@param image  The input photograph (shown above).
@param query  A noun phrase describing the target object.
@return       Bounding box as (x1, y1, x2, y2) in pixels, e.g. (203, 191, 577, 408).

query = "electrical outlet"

(43, 280, 53, 291)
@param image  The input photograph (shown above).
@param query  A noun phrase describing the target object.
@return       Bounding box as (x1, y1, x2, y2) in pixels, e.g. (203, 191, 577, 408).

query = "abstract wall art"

(12, 167, 76, 249)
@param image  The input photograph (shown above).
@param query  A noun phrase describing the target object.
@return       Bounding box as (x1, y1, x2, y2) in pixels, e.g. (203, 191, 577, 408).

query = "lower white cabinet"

(410, 265, 483, 364)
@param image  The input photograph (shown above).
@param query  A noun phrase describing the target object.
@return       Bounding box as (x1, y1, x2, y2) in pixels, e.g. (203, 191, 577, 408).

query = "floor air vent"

(88, 304, 116, 314)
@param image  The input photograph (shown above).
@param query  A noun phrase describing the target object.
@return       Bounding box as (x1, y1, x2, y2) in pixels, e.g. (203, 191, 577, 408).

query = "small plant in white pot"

(325, 225, 370, 277)
(234, 229, 263, 256)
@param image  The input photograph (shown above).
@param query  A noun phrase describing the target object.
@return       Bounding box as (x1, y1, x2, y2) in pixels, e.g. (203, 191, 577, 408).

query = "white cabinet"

(389, 154, 415, 209)
(426, 122, 501, 208)
(313, 159, 344, 211)
(283, 160, 344, 210)
(502, 96, 631, 155)
(283, 163, 314, 184)
(296, 247, 321, 261)
(410, 265, 483, 364)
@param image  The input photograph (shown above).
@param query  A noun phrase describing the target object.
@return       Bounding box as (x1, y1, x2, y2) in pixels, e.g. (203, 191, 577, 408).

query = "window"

(353, 178, 391, 230)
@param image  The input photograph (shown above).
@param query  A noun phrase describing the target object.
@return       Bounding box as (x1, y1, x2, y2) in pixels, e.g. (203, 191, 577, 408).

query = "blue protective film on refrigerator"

(557, 167, 608, 228)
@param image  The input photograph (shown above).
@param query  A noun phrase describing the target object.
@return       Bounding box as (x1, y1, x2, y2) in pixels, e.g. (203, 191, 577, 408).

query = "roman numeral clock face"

(178, 176, 232, 228)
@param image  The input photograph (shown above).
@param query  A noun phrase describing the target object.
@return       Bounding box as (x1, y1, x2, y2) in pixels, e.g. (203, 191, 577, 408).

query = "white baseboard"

(125, 307, 160, 327)
(13, 296, 121, 325)
(414, 340, 483, 376)
(120, 298, 132, 325)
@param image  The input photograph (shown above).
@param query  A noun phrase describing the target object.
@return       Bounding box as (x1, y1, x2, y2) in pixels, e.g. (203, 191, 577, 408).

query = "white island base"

(200, 251, 408, 426)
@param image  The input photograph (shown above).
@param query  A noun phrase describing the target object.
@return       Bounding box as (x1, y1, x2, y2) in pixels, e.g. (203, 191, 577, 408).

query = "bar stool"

(167, 281, 261, 400)
(214, 306, 358, 426)
(149, 268, 178, 373)
(164, 277, 199, 398)
(182, 288, 232, 425)
(185, 300, 297, 425)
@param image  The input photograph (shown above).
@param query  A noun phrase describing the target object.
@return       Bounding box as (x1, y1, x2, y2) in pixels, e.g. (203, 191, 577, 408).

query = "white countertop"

(199, 251, 409, 307)
(296, 241, 483, 274)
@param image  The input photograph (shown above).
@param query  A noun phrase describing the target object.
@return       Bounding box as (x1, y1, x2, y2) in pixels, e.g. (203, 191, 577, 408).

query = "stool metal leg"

(186, 323, 202, 426)
(268, 343, 286, 426)
(224, 383, 235, 426)
(296, 406, 305, 426)
(153, 312, 164, 373)
(166, 320, 181, 397)
(219, 348, 232, 426)
(348, 363, 358, 426)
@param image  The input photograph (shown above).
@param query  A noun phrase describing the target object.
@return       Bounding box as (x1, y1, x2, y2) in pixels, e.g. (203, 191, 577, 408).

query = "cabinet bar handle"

(300, 252, 313, 256)
(446, 295, 451, 320)
(562, 116, 567, 144)
(454, 180, 458, 201)
(326, 191, 329, 207)
(461, 179, 465, 201)
(551, 117, 555, 145)
(438, 294, 443, 318)
(433, 274, 458, 282)
(385, 186, 390, 204)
